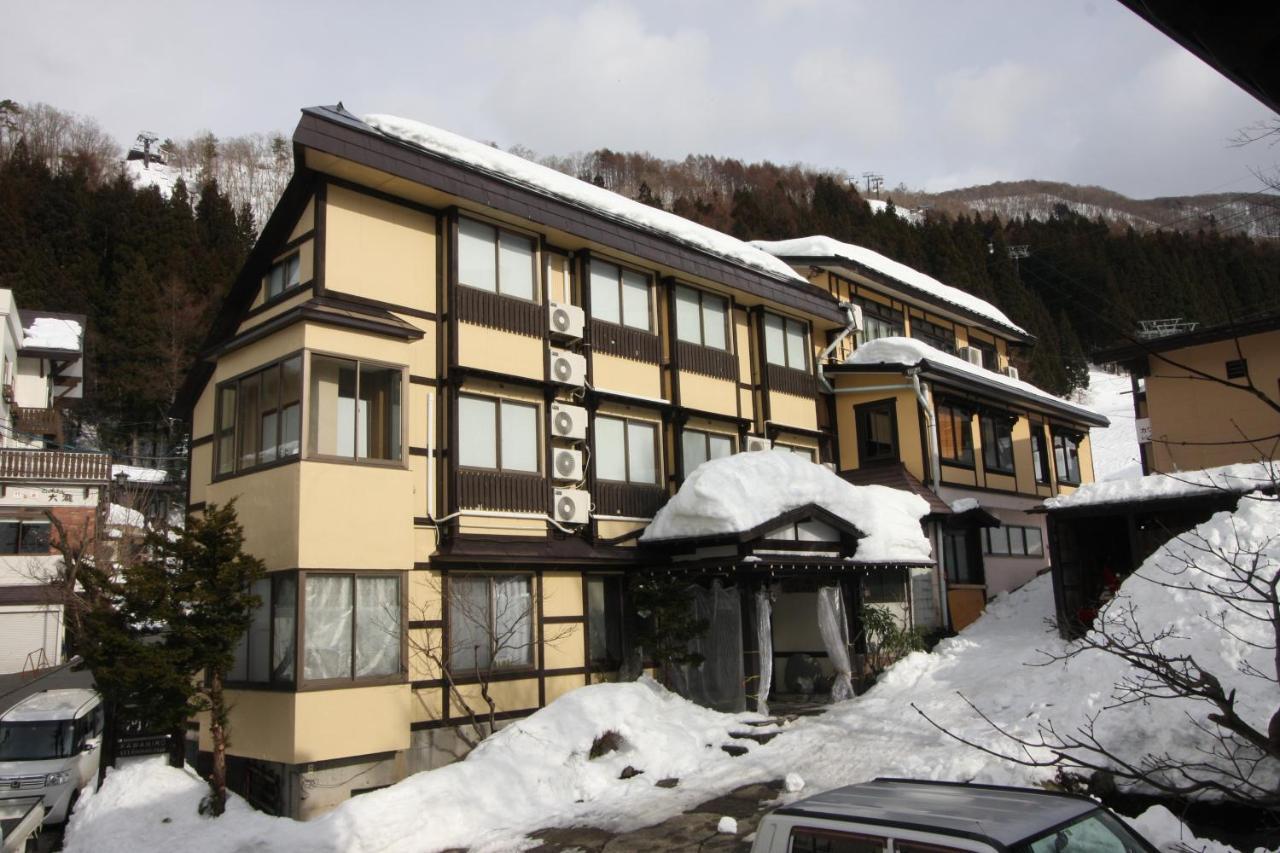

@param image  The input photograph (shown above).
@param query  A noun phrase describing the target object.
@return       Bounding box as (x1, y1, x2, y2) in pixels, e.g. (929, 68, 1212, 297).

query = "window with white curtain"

(764, 312, 809, 370)
(301, 573, 402, 684)
(595, 415, 659, 484)
(675, 285, 728, 350)
(457, 217, 536, 301)
(681, 428, 734, 476)
(457, 395, 539, 473)
(590, 259, 651, 330)
(448, 575, 535, 671)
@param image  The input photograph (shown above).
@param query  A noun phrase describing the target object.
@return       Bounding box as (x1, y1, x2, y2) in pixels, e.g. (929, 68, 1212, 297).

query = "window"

(590, 259, 651, 331)
(774, 443, 817, 461)
(943, 530, 983, 585)
(937, 404, 974, 466)
(765, 519, 841, 541)
(855, 399, 898, 464)
(214, 356, 303, 476)
(308, 355, 402, 462)
(764, 312, 809, 370)
(229, 573, 298, 685)
(980, 413, 1016, 474)
(587, 576, 624, 667)
(449, 575, 534, 671)
(910, 316, 956, 354)
(302, 573, 402, 683)
(1053, 431, 1082, 484)
(675, 285, 729, 350)
(0, 520, 50, 555)
(984, 525, 1044, 557)
(789, 828, 888, 853)
(1031, 426, 1051, 484)
(457, 395, 539, 473)
(1225, 358, 1248, 380)
(681, 428, 734, 475)
(595, 416, 659, 484)
(854, 298, 903, 344)
(967, 337, 998, 370)
(457, 217, 536, 301)
(265, 253, 301, 300)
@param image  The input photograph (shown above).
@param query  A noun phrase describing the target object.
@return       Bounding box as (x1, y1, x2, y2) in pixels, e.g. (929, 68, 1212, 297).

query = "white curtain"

(817, 585, 854, 702)
(492, 576, 533, 667)
(755, 588, 773, 716)
(304, 575, 353, 680)
(449, 577, 490, 671)
(355, 576, 401, 677)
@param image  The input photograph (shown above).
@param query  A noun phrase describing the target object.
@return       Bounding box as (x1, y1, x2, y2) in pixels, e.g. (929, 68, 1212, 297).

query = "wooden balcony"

(0, 448, 111, 483)
(12, 407, 63, 442)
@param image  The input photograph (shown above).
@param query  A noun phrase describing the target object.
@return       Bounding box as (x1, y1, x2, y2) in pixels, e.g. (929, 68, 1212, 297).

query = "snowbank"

(106, 503, 146, 528)
(752, 236, 1025, 335)
(1080, 368, 1141, 481)
(846, 337, 1103, 422)
(112, 464, 169, 484)
(640, 450, 933, 564)
(364, 114, 804, 285)
(1044, 460, 1278, 510)
(22, 316, 82, 351)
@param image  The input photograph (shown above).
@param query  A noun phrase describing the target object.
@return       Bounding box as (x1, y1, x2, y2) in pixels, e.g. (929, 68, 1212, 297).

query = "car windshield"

(0, 721, 75, 761)
(1016, 809, 1153, 853)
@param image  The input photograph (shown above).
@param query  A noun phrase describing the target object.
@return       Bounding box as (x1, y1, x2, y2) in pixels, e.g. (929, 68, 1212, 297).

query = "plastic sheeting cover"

(668, 581, 744, 712)
(817, 586, 854, 702)
(756, 589, 773, 716)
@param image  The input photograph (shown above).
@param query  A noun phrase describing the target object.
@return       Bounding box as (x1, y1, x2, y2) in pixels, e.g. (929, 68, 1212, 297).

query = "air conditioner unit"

(553, 488, 591, 525)
(550, 402, 588, 440)
(960, 346, 984, 367)
(552, 448, 583, 481)
(548, 301, 584, 340)
(847, 303, 864, 333)
(745, 435, 772, 452)
(1001, 365, 1020, 381)
(549, 349, 586, 386)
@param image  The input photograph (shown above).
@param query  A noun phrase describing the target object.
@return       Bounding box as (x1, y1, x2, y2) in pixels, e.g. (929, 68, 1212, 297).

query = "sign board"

(116, 734, 170, 758)
(1135, 417, 1152, 443)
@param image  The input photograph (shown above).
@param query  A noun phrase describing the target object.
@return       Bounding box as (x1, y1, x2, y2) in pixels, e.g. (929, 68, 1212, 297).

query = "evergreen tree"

(628, 573, 710, 684)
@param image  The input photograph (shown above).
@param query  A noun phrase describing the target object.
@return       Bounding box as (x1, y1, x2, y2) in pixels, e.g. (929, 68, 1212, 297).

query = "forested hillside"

(1, 100, 1278, 464)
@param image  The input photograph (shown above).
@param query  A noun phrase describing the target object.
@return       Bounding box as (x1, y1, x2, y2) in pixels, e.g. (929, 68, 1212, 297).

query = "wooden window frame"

(764, 311, 811, 371)
(297, 570, 407, 691)
(213, 351, 305, 482)
(265, 252, 301, 301)
(456, 215, 541, 304)
(305, 352, 408, 468)
(456, 394, 542, 475)
(909, 316, 957, 354)
(586, 574, 625, 669)
(595, 414, 662, 485)
(1030, 424, 1051, 484)
(1052, 429, 1082, 485)
(589, 257, 653, 332)
(446, 572, 538, 675)
(979, 411, 1016, 475)
(984, 525, 1045, 558)
(855, 398, 900, 464)
(937, 403, 975, 468)
(675, 284, 732, 352)
(227, 571, 301, 690)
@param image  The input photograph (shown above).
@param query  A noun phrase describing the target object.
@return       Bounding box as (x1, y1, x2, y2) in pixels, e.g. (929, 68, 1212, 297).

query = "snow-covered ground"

(1080, 367, 1141, 480)
(67, 497, 1279, 853)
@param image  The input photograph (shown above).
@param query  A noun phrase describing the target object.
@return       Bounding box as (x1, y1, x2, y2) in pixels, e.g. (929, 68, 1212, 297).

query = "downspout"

(817, 301, 861, 393)
(426, 390, 435, 520)
(908, 367, 952, 629)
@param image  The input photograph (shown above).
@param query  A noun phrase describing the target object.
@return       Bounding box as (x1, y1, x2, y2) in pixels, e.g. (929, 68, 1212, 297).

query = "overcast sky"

(5, 0, 1276, 198)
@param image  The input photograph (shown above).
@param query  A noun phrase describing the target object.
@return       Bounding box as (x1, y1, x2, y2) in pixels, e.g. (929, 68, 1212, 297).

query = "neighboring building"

(1094, 313, 1280, 475)
(173, 105, 1103, 818)
(0, 292, 109, 674)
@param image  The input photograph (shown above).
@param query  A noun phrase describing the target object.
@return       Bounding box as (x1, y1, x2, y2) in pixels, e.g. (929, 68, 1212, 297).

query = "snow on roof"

(363, 114, 806, 286)
(2, 689, 98, 721)
(845, 337, 1105, 424)
(22, 316, 82, 352)
(950, 498, 980, 514)
(641, 450, 932, 564)
(752, 235, 1026, 336)
(1044, 460, 1279, 510)
(112, 464, 168, 484)
(106, 503, 146, 529)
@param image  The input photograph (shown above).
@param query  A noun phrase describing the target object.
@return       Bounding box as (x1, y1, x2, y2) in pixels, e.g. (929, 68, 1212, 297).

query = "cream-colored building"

(175, 106, 1102, 818)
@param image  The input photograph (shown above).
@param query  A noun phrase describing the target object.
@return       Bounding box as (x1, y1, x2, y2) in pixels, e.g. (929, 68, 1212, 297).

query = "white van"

(0, 690, 103, 825)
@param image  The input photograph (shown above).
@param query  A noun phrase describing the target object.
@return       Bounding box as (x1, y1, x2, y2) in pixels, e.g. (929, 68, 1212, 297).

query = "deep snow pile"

(67, 499, 1279, 853)
(22, 316, 82, 350)
(1081, 367, 1141, 480)
(1045, 460, 1278, 510)
(641, 450, 933, 564)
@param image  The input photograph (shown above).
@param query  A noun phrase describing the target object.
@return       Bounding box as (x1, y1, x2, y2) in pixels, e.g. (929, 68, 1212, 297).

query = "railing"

(0, 448, 111, 483)
(676, 340, 738, 380)
(455, 285, 543, 337)
(594, 481, 667, 519)
(591, 319, 661, 363)
(767, 363, 818, 398)
(12, 407, 62, 440)
(457, 468, 548, 513)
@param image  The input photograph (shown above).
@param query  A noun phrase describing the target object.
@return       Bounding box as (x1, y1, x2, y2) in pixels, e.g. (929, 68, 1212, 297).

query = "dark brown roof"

(432, 535, 642, 566)
(0, 585, 62, 606)
(839, 463, 951, 517)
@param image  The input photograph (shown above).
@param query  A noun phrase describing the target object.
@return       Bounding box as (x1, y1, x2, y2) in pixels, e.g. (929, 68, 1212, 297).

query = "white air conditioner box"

(847, 303, 864, 333)
(550, 402, 588, 440)
(745, 435, 772, 452)
(548, 301, 585, 340)
(549, 348, 587, 386)
(552, 448, 583, 481)
(553, 488, 591, 524)
(960, 346, 984, 367)
(1002, 365, 1020, 381)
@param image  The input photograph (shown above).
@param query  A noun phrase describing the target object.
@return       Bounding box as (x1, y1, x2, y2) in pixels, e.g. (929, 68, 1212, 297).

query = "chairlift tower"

(861, 172, 884, 198)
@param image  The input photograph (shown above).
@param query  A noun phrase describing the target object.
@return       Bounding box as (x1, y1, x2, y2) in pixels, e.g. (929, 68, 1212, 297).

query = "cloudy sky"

(5, 0, 1276, 198)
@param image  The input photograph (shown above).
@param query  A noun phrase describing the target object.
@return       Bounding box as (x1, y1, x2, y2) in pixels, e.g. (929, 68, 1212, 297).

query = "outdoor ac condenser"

(744, 435, 772, 452)
(549, 349, 587, 386)
(553, 488, 590, 524)
(550, 402, 588, 440)
(548, 301, 584, 340)
(552, 448, 583, 481)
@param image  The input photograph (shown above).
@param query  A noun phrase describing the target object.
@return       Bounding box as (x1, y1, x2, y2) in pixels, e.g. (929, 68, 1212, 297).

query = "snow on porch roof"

(1044, 460, 1279, 511)
(640, 450, 933, 564)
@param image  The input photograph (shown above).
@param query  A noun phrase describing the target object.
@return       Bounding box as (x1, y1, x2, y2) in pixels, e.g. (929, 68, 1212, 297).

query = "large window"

(595, 416, 659, 484)
(457, 395, 539, 473)
(855, 400, 898, 464)
(0, 520, 50, 555)
(937, 404, 974, 466)
(215, 355, 303, 477)
(230, 574, 298, 685)
(984, 525, 1044, 558)
(590, 259, 651, 331)
(449, 575, 534, 671)
(681, 428, 734, 476)
(265, 253, 301, 300)
(308, 355, 402, 462)
(457, 217, 536, 301)
(910, 317, 956, 354)
(980, 413, 1016, 474)
(764, 313, 809, 370)
(303, 573, 403, 683)
(587, 575, 624, 667)
(674, 285, 728, 350)
(1053, 431, 1082, 484)
(1031, 425, 1051, 484)
(855, 299, 903, 344)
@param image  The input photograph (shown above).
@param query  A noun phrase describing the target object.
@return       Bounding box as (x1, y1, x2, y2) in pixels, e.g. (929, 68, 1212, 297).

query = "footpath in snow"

(67, 497, 1279, 853)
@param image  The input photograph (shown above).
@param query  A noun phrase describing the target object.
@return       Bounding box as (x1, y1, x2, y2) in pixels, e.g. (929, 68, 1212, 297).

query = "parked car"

(752, 778, 1156, 853)
(0, 690, 103, 825)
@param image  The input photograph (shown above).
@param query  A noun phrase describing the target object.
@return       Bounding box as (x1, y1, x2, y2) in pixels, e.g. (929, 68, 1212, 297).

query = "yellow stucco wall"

(458, 324, 543, 380)
(679, 371, 737, 415)
(769, 390, 818, 430)
(324, 183, 436, 314)
(593, 352, 663, 400)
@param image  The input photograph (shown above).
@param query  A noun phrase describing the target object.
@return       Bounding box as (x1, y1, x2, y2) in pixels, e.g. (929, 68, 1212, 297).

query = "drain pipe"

(908, 366, 952, 630)
(817, 301, 862, 393)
